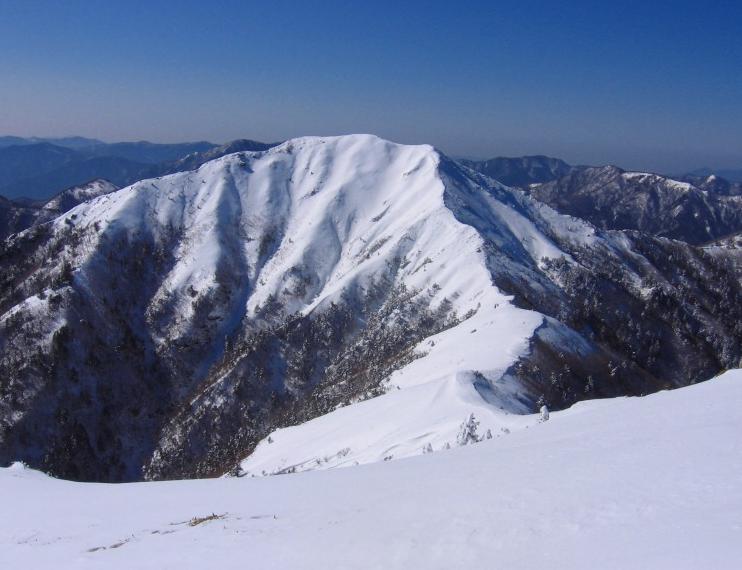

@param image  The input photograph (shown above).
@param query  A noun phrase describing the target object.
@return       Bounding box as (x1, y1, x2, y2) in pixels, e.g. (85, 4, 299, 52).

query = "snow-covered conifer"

(456, 413, 480, 446)
(539, 405, 549, 422)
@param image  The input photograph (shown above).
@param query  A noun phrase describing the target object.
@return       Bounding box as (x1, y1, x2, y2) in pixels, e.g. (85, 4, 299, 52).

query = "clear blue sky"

(1, 0, 740, 172)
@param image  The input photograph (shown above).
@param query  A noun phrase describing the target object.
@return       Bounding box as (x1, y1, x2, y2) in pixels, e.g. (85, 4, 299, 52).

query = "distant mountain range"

(686, 167, 742, 183)
(2, 136, 741, 248)
(2, 135, 740, 204)
(0, 137, 279, 200)
(143, 139, 277, 176)
(0, 140, 282, 241)
(464, 156, 742, 245)
(523, 167, 742, 245)
(460, 155, 574, 187)
(0, 136, 105, 150)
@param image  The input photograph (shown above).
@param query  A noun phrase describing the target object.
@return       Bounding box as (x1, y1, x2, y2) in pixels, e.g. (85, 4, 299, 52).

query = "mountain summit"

(1, 135, 739, 480)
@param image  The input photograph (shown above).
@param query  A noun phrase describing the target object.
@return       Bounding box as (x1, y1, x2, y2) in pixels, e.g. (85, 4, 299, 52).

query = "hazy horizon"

(3, 131, 739, 176)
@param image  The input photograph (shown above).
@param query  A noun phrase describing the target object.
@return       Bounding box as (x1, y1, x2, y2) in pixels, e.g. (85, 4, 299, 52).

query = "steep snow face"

(59, 135, 538, 354)
(0, 135, 551, 479)
(1, 135, 740, 481)
(139, 137, 553, 476)
(3, 370, 742, 570)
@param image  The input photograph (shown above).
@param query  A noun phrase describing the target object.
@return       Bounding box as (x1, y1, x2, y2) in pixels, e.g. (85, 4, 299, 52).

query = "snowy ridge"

(239, 363, 531, 475)
(4, 135, 556, 476)
(2, 134, 740, 481)
(41, 179, 119, 216)
(623, 171, 694, 192)
(55, 134, 540, 359)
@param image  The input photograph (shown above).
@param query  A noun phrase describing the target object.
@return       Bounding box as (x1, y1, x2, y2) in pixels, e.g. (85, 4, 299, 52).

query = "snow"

(51, 137, 558, 333)
(7, 133, 736, 489)
(3, 369, 742, 569)
(34, 135, 559, 468)
(51, 135, 528, 340)
(623, 171, 694, 193)
(13, 133, 720, 480)
(240, 304, 542, 475)
(41, 179, 118, 214)
(487, 195, 568, 263)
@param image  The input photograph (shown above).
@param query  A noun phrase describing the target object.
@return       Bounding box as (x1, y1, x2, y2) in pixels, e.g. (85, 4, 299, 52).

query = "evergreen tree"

(456, 413, 480, 446)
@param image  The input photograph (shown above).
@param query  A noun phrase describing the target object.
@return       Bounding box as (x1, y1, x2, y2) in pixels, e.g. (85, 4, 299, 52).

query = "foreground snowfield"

(3, 369, 741, 569)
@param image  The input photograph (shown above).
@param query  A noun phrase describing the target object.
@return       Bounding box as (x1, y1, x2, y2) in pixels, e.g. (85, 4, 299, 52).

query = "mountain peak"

(1, 133, 740, 481)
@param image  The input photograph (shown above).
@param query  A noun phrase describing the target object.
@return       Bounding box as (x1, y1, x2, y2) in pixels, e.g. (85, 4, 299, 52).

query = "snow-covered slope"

(39, 178, 118, 220)
(239, 352, 531, 475)
(1, 135, 740, 481)
(0, 179, 118, 241)
(3, 370, 742, 569)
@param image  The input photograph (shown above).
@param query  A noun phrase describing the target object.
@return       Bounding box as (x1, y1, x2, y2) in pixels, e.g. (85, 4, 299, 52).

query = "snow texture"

(2, 369, 741, 569)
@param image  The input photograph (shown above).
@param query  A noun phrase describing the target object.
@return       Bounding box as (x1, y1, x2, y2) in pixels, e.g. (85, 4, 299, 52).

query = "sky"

(0, 0, 740, 172)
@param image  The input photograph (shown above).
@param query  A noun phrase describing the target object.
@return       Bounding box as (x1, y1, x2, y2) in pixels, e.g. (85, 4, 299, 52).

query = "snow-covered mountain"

(686, 166, 742, 183)
(681, 173, 742, 196)
(0, 135, 740, 481)
(3, 369, 742, 569)
(146, 139, 279, 177)
(0, 179, 118, 241)
(36, 179, 119, 222)
(525, 165, 742, 244)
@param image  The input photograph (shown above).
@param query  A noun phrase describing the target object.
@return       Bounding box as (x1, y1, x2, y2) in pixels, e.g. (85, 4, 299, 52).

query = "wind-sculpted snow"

(0, 135, 740, 481)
